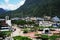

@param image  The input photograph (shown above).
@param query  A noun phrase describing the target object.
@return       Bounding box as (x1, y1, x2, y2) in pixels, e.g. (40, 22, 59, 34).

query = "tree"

(0, 31, 11, 39)
(12, 20, 26, 25)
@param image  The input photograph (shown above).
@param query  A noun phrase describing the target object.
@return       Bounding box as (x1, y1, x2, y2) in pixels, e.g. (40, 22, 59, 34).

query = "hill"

(0, 0, 60, 18)
(0, 8, 6, 14)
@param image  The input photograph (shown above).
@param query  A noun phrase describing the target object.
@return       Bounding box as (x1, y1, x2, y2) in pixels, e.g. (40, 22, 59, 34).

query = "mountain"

(0, 0, 60, 18)
(0, 8, 6, 14)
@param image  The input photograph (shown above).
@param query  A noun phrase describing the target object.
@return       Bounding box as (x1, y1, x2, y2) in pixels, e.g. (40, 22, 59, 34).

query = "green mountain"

(0, 0, 60, 18)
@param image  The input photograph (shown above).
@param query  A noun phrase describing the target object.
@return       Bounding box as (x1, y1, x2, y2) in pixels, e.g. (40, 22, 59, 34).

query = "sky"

(0, 0, 26, 11)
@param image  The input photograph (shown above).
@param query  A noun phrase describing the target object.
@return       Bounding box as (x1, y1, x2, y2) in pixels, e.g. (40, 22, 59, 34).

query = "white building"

(0, 16, 12, 31)
(52, 16, 60, 22)
(39, 21, 52, 27)
(11, 17, 20, 20)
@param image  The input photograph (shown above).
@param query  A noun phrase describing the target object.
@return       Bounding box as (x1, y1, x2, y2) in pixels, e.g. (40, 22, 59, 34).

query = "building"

(39, 21, 52, 27)
(0, 16, 12, 31)
(44, 16, 51, 21)
(11, 17, 20, 20)
(52, 16, 60, 22)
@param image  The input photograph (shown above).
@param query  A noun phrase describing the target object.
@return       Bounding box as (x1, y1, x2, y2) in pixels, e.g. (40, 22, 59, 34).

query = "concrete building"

(39, 21, 52, 27)
(0, 16, 12, 31)
(52, 16, 60, 22)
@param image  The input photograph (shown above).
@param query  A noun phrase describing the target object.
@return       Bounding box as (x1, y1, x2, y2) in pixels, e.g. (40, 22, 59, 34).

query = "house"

(52, 23, 60, 27)
(11, 17, 20, 20)
(44, 16, 51, 21)
(0, 20, 10, 31)
(25, 17, 31, 21)
(30, 17, 37, 21)
(52, 16, 60, 22)
(36, 17, 44, 21)
(39, 21, 52, 27)
(0, 16, 12, 31)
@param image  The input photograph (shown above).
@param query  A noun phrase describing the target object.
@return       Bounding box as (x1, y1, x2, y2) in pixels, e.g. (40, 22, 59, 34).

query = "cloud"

(0, 0, 26, 10)
(5, 0, 9, 3)
(0, 5, 8, 10)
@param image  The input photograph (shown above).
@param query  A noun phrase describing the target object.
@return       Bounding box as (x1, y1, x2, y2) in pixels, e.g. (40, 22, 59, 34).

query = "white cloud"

(5, 0, 9, 3)
(0, 5, 8, 10)
(0, 0, 26, 10)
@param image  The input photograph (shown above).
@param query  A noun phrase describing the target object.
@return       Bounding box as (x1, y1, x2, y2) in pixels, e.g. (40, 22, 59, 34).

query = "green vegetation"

(41, 34, 49, 39)
(27, 21, 35, 25)
(35, 34, 41, 37)
(12, 20, 26, 25)
(0, 0, 60, 17)
(35, 34, 60, 40)
(0, 31, 11, 38)
(50, 35, 60, 40)
(23, 28, 30, 33)
(12, 20, 35, 25)
(13, 36, 32, 40)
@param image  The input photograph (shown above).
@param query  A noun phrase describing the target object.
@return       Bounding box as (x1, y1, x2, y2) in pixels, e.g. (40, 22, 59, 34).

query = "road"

(11, 25, 23, 37)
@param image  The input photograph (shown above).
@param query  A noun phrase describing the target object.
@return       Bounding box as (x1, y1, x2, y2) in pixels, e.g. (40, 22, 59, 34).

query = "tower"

(5, 16, 9, 20)
(5, 16, 12, 26)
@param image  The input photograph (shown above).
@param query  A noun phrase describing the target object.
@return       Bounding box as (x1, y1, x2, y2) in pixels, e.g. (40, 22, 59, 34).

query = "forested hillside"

(0, 0, 60, 18)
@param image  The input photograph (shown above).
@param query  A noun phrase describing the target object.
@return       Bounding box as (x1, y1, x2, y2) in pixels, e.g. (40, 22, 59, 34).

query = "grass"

(13, 36, 32, 40)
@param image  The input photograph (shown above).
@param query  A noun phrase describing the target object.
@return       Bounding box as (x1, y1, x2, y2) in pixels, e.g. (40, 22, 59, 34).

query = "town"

(0, 0, 60, 40)
(0, 16, 60, 40)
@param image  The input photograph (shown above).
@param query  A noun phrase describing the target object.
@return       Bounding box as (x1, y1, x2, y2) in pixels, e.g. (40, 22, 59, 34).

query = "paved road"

(4, 25, 22, 40)
(11, 25, 23, 37)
